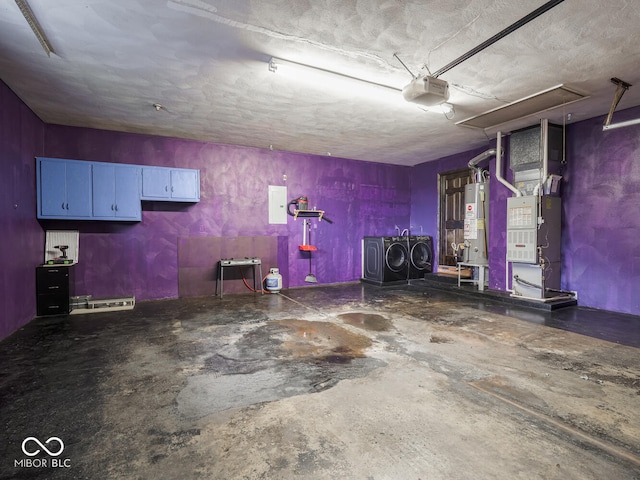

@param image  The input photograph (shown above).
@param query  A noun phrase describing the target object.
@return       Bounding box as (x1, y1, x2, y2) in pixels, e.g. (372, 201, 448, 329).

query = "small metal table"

(216, 257, 263, 298)
(457, 262, 489, 291)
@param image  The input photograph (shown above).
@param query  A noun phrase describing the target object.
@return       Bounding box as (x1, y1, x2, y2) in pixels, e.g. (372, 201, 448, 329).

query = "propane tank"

(265, 268, 282, 293)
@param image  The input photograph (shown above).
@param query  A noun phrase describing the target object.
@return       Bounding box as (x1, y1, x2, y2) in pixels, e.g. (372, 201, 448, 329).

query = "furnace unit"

(503, 120, 570, 301)
(507, 195, 562, 297)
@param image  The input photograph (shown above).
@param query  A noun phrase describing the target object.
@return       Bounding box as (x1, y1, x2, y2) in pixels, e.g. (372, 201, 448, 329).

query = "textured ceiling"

(1, 0, 639, 166)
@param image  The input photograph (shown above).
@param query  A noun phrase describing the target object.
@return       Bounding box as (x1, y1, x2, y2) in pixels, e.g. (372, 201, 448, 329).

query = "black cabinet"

(36, 266, 75, 316)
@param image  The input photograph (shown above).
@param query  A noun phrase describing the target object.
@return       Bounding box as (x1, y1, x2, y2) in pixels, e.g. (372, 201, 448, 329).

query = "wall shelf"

(293, 209, 325, 221)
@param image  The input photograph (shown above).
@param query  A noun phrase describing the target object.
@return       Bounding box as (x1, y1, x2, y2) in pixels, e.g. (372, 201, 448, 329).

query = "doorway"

(438, 168, 473, 268)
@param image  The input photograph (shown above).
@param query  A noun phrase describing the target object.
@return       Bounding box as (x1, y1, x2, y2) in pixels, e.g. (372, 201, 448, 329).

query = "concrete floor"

(1, 282, 639, 479)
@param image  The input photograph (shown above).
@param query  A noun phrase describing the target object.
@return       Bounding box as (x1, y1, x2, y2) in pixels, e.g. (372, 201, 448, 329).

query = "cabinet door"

(39, 158, 68, 217)
(66, 162, 93, 218)
(92, 163, 116, 218)
(141, 167, 170, 199)
(170, 169, 200, 201)
(93, 164, 141, 220)
(114, 165, 140, 219)
(38, 158, 92, 218)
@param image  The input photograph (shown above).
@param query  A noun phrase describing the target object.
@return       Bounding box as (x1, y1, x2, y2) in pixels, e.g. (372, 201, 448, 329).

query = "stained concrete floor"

(1, 282, 639, 479)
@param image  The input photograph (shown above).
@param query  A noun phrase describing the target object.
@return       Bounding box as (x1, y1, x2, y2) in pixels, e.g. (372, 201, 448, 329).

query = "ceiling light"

(14, 0, 54, 57)
(420, 103, 454, 114)
(268, 57, 402, 103)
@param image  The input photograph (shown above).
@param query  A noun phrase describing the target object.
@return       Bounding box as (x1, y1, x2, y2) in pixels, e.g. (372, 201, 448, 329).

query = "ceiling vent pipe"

(468, 148, 497, 182)
(494, 131, 521, 197)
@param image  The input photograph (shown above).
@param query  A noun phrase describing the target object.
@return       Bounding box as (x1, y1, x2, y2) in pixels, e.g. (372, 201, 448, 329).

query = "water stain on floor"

(272, 319, 372, 362)
(337, 312, 392, 332)
(176, 319, 384, 419)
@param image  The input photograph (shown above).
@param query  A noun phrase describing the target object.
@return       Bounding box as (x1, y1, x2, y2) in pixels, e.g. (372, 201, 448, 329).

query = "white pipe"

(493, 131, 516, 292)
(302, 219, 308, 245)
(603, 117, 640, 130)
(533, 118, 550, 196)
(494, 131, 521, 197)
(541, 118, 549, 188)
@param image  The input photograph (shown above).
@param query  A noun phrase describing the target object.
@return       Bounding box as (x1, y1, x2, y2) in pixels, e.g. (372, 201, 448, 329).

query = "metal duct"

(456, 85, 588, 130)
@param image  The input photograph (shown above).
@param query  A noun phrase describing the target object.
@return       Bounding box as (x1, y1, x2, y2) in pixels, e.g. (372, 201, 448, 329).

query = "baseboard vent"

(70, 295, 135, 314)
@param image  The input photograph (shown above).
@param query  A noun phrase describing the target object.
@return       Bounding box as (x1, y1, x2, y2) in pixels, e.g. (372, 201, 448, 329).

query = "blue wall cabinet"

(37, 158, 200, 221)
(170, 169, 200, 201)
(92, 164, 141, 220)
(141, 167, 170, 199)
(37, 158, 92, 219)
(141, 166, 200, 202)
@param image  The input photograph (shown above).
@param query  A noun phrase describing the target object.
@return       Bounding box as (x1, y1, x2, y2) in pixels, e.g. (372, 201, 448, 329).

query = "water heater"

(463, 182, 489, 264)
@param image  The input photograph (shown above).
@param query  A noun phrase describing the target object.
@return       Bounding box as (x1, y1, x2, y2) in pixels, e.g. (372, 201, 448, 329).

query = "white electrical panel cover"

(268, 185, 288, 224)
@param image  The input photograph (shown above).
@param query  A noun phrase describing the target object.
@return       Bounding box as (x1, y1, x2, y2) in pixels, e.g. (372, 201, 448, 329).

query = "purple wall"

(0, 82, 46, 339)
(41, 125, 412, 301)
(3, 76, 640, 342)
(563, 108, 640, 314)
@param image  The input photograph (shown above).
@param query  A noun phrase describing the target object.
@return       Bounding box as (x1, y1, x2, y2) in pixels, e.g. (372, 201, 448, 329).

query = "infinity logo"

(21, 437, 65, 457)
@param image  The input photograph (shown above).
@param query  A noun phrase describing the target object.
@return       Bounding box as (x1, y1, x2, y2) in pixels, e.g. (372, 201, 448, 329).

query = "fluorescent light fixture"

(14, 0, 54, 57)
(268, 56, 403, 103)
(420, 103, 454, 114)
(602, 117, 640, 131)
(267, 57, 458, 115)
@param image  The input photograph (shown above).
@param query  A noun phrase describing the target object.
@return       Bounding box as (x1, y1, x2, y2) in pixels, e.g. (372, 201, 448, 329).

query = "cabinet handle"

(165, 185, 168, 192)
(115, 204, 118, 211)
(61, 202, 65, 210)
(48, 286, 60, 290)
(171, 186, 174, 192)
(66, 203, 69, 210)
(111, 204, 114, 211)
